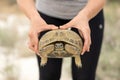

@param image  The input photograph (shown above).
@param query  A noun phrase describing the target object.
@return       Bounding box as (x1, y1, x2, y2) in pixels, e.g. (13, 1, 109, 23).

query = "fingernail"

(59, 26, 64, 29)
(60, 26, 63, 28)
(87, 49, 89, 52)
(87, 48, 90, 52)
(81, 52, 84, 55)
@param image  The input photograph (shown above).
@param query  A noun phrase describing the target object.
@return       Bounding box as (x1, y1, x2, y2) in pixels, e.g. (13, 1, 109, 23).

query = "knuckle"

(29, 45, 35, 51)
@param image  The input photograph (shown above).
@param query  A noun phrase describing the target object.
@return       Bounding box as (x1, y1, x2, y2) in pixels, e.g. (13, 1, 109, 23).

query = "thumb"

(44, 25, 58, 30)
(60, 21, 73, 29)
(34, 37, 39, 53)
(49, 25, 58, 30)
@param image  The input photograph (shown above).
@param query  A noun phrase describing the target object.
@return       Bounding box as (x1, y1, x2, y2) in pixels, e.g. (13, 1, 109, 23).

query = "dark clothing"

(36, 10, 104, 80)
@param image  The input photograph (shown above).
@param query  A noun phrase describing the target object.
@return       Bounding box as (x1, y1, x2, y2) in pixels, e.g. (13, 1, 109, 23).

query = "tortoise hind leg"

(40, 57, 48, 66)
(74, 55, 82, 68)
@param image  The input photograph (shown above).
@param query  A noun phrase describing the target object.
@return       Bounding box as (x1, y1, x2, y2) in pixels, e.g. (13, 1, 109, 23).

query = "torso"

(36, 0, 88, 19)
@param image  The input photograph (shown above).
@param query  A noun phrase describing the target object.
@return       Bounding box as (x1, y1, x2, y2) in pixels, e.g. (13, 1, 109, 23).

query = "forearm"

(17, 0, 44, 22)
(78, 0, 106, 20)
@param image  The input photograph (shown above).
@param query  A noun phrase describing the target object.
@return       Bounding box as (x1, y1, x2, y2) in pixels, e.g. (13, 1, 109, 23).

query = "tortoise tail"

(74, 55, 82, 68)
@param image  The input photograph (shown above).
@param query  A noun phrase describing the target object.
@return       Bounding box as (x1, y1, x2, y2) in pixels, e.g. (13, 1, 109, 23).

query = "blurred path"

(18, 57, 39, 80)
(18, 57, 72, 80)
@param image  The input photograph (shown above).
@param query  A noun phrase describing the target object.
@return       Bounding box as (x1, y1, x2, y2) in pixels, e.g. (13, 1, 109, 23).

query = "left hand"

(60, 13, 91, 55)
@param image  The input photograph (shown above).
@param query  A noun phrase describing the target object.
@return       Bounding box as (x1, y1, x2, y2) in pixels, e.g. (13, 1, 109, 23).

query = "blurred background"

(0, 0, 120, 80)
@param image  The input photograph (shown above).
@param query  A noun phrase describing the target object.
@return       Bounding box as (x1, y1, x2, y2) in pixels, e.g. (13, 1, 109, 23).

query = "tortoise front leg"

(74, 55, 82, 68)
(39, 44, 54, 66)
(65, 44, 82, 67)
(40, 57, 48, 66)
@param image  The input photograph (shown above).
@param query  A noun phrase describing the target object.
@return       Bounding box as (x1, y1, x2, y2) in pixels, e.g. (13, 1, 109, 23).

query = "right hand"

(28, 17, 58, 53)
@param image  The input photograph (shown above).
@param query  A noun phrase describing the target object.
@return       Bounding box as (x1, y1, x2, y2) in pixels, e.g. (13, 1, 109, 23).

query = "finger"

(32, 35, 39, 53)
(60, 21, 73, 29)
(28, 31, 37, 40)
(29, 34, 39, 53)
(78, 30, 84, 38)
(81, 36, 91, 55)
(44, 25, 58, 30)
(80, 31, 90, 55)
(29, 42, 39, 53)
(28, 40, 34, 51)
(49, 25, 58, 29)
(87, 36, 91, 52)
(86, 27, 91, 52)
(29, 43, 35, 52)
(35, 43, 42, 57)
(36, 52, 42, 57)
(81, 38, 88, 55)
(34, 41, 39, 53)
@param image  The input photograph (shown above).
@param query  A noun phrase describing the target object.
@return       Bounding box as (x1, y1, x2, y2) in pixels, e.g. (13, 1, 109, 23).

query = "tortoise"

(38, 29, 83, 67)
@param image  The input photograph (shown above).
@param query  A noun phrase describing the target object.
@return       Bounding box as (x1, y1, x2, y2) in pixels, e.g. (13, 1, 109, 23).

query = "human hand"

(28, 17, 58, 53)
(60, 13, 91, 55)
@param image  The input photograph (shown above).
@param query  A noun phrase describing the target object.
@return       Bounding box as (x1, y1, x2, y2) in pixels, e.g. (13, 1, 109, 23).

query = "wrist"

(30, 11, 41, 22)
(75, 11, 89, 23)
(78, 9, 91, 21)
(30, 14, 47, 26)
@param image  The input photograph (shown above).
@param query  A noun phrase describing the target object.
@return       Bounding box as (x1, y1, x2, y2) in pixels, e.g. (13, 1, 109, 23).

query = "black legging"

(36, 10, 104, 80)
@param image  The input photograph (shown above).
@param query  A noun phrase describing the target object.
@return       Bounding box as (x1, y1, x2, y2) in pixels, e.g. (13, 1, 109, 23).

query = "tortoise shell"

(38, 29, 83, 67)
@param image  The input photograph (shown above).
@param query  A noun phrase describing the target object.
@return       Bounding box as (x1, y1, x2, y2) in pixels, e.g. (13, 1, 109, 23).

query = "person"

(17, 0, 106, 80)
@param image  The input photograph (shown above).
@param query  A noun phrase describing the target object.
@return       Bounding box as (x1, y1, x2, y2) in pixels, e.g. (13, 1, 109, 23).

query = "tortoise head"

(55, 42, 64, 51)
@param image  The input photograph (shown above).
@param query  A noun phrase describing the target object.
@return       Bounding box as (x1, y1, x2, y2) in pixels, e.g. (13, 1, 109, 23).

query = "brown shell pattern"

(39, 29, 83, 67)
